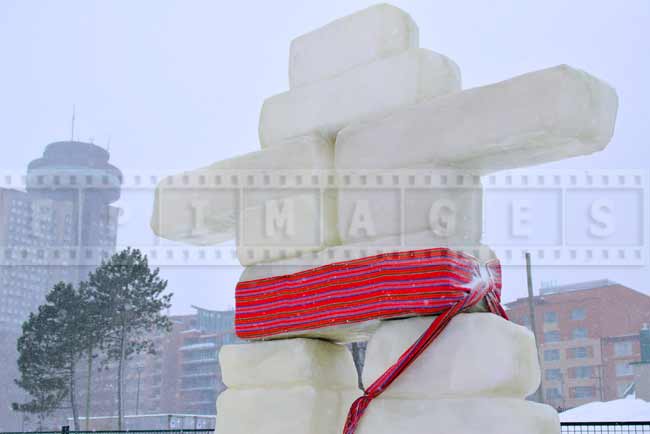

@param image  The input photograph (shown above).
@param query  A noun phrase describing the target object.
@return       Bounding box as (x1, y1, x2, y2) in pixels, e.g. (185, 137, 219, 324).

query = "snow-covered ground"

(560, 396, 650, 422)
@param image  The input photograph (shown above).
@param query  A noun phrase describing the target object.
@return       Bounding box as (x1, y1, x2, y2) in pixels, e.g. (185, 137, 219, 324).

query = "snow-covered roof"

(560, 396, 650, 422)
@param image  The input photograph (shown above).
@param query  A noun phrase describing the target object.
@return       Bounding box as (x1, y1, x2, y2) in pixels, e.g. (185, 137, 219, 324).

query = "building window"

(545, 369, 562, 381)
(570, 308, 586, 321)
(544, 331, 561, 343)
(544, 311, 558, 323)
(570, 366, 594, 379)
(568, 346, 592, 359)
(571, 328, 588, 340)
(519, 314, 531, 328)
(545, 387, 562, 400)
(615, 362, 634, 377)
(571, 386, 596, 399)
(544, 349, 560, 361)
(614, 341, 633, 357)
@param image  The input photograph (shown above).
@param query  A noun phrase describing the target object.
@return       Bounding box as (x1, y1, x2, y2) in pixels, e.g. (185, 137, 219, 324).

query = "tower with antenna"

(70, 104, 76, 141)
(26, 140, 123, 283)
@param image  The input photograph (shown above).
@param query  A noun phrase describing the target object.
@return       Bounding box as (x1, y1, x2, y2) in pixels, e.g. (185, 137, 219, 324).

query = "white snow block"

(241, 232, 494, 283)
(236, 191, 338, 266)
(217, 386, 358, 434)
(219, 339, 358, 389)
(151, 134, 337, 264)
(289, 4, 419, 88)
(260, 48, 460, 148)
(362, 314, 540, 399)
(356, 398, 560, 434)
(336, 65, 618, 173)
(338, 171, 483, 244)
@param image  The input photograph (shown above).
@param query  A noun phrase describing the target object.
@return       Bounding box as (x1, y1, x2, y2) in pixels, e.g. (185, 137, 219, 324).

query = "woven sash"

(234, 248, 507, 433)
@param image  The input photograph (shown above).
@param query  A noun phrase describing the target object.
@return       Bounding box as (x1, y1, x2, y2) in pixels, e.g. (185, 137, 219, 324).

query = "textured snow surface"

(335, 65, 618, 173)
(260, 48, 460, 148)
(338, 175, 483, 243)
(150, 134, 338, 265)
(356, 398, 560, 434)
(289, 4, 419, 88)
(240, 234, 496, 282)
(217, 386, 359, 434)
(219, 339, 358, 389)
(235, 192, 337, 266)
(560, 397, 650, 422)
(363, 314, 540, 399)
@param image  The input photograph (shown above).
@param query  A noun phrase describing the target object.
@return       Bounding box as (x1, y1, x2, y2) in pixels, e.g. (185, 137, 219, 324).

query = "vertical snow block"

(260, 48, 460, 148)
(335, 65, 618, 173)
(289, 4, 419, 88)
(217, 339, 360, 434)
(362, 314, 541, 399)
(236, 191, 337, 266)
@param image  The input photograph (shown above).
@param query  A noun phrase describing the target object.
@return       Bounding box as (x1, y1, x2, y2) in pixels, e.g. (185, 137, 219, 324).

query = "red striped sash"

(234, 247, 507, 433)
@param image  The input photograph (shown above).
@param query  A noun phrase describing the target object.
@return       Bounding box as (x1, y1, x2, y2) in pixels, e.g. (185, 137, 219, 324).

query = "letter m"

(265, 198, 295, 238)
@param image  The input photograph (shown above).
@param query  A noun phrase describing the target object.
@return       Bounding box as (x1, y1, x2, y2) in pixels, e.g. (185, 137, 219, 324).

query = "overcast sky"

(1, 1, 649, 314)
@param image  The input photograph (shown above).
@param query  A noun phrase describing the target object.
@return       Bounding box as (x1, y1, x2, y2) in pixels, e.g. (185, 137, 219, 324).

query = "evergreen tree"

(13, 282, 85, 429)
(87, 248, 172, 429)
(12, 309, 67, 429)
(78, 280, 106, 430)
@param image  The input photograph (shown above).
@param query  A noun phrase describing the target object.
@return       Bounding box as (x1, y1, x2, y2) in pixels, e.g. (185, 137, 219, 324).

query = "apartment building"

(507, 280, 650, 410)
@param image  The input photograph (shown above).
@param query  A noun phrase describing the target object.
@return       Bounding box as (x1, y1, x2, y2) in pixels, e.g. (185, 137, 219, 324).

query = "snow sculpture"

(151, 3, 618, 434)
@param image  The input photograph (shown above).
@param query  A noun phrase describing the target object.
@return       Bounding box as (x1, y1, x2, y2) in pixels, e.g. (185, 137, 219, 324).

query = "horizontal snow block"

(219, 339, 358, 389)
(356, 398, 560, 434)
(362, 314, 540, 399)
(150, 134, 336, 256)
(289, 4, 419, 88)
(335, 65, 618, 173)
(338, 173, 483, 244)
(217, 386, 358, 434)
(260, 48, 460, 148)
(240, 233, 496, 283)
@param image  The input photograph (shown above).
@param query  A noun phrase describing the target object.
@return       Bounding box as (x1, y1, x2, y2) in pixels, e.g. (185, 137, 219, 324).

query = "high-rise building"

(507, 280, 650, 411)
(25, 140, 122, 282)
(0, 141, 122, 430)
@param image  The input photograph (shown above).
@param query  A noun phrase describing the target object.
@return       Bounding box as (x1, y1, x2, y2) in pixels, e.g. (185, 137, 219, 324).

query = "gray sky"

(1, 0, 649, 314)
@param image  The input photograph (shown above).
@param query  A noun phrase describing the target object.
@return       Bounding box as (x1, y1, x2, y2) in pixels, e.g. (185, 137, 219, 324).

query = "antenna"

(106, 135, 112, 152)
(70, 104, 76, 141)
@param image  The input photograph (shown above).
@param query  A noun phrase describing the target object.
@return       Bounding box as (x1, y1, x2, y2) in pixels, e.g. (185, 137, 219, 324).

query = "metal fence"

(561, 422, 650, 433)
(3, 424, 650, 434)
(0, 430, 214, 434)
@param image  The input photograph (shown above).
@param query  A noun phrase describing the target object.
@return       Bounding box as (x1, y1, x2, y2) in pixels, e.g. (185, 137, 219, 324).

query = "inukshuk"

(151, 4, 618, 434)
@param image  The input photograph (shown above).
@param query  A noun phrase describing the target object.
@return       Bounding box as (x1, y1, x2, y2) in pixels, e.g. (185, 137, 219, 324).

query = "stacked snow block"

(357, 398, 560, 434)
(217, 339, 360, 434)
(150, 3, 618, 434)
(151, 3, 463, 267)
(356, 314, 560, 433)
(151, 2, 617, 268)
